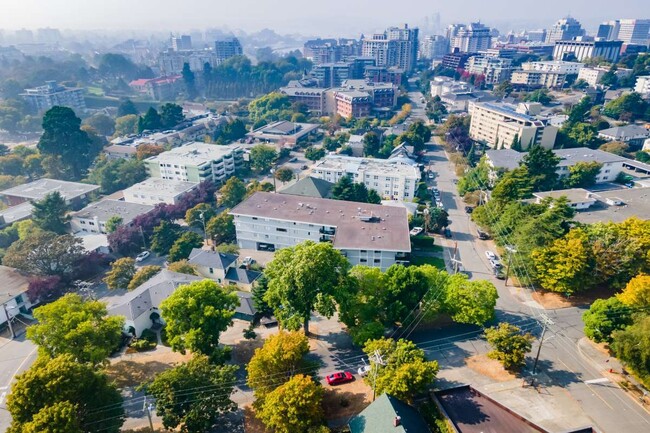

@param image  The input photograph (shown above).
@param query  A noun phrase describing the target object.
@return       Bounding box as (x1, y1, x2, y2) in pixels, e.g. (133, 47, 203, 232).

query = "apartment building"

(230, 192, 411, 271)
(634, 76, 650, 96)
(362, 24, 419, 72)
(553, 40, 622, 63)
(430, 76, 473, 97)
(214, 37, 243, 62)
(312, 154, 420, 201)
(0, 178, 98, 207)
(70, 199, 154, 235)
(511, 70, 567, 89)
(21, 80, 85, 113)
(466, 56, 514, 85)
(280, 85, 327, 115)
(521, 60, 584, 75)
(129, 75, 182, 100)
(122, 178, 198, 206)
(448, 23, 492, 53)
(468, 102, 558, 149)
(145, 142, 244, 183)
(598, 19, 650, 45)
(419, 35, 449, 59)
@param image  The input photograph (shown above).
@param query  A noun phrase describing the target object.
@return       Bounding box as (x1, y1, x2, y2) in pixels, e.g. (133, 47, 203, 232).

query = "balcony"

(319, 227, 336, 235)
(319, 235, 334, 243)
(395, 252, 410, 260)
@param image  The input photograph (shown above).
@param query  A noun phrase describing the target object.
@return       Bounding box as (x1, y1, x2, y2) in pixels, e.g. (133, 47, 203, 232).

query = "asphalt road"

(0, 332, 37, 432)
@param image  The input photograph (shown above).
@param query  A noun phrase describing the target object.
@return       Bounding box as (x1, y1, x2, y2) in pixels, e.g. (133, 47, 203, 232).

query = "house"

(0, 266, 34, 330)
(278, 176, 334, 199)
(104, 144, 138, 160)
(69, 199, 154, 235)
(0, 178, 99, 208)
(187, 248, 262, 291)
(122, 178, 198, 206)
(348, 393, 431, 433)
(598, 125, 650, 150)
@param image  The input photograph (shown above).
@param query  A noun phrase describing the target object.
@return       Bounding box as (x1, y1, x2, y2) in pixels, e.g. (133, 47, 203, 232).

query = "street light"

(198, 212, 208, 246)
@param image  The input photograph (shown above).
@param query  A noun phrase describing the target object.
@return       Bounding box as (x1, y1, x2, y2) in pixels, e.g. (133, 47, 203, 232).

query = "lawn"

(86, 86, 104, 96)
(411, 235, 443, 253)
(410, 255, 446, 270)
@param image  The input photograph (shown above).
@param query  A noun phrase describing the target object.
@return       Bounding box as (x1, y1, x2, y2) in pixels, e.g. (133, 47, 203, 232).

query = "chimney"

(393, 416, 402, 427)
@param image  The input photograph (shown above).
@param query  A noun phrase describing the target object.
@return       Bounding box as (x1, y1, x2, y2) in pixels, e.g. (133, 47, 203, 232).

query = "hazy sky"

(2, 0, 649, 36)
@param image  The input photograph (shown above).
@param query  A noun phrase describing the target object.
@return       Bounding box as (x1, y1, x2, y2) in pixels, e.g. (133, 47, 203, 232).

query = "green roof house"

(349, 394, 431, 433)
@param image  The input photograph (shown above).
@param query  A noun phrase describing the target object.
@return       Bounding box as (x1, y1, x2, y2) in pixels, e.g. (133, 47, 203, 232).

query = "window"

(360, 258, 367, 263)
(360, 250, 367, 253)
(276, 228, 287, 232)
(374, 259, 381, 263)
(209, 268, 214, 274)
(252, 217, 258, 220)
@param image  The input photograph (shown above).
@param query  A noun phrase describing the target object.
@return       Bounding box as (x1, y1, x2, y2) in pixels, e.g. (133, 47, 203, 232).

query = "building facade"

(70, 199, 154, 235)
(214, 37, 243, 62)
(21, 80, 85, 113)
(448, 22, 492, 53)
(466, 56, 513, 85)
(521, 60, 584, 75)
(546, 17, 586, 43)
(598, 19, 650, 45)
(511, 70, 567, 89)
(635, 76, 650, 95)
(553, 40, 623, 62)
(362, 24, 419, 72)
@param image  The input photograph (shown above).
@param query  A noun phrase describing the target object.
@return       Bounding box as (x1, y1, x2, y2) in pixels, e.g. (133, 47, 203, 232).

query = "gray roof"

(485, 149, 524, 171)
(107, 270, 202, 322)
(533, 188, 597, 204)
(235, 291, 257, 317)
(188, 248, 238, 270)
(226, 267, 262, 285)
(0, 178, 99, 201)
(349, 394, 430, 433)
(598, 125, 650, 140)
(0, 266, 30, 305)
(71, 199, 154, 224)
(569, 187, 650, 225)
(486, 147, 628, 171)
(0, 202, 33, 225)
(279, 176, 334, 198)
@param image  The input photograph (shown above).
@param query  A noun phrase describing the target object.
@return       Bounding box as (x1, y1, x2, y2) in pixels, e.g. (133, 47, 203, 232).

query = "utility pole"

(531, 314, 555, 382)
(369, 350, 386, 401)
(504, 245, 517, 287)
(143, 396, 154, 433)
(139, 226, 147, 250)
(199, 212, 208, 247)
(1, 302, 16, 339)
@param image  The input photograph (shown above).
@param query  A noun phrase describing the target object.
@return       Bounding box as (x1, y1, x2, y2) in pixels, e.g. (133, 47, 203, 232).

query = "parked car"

(289, 157, 298, 162)
(358, 365, 371, 377)
(485, 251, 497, 260)
(444, 228, 452, 238)
(326, 372, 354, 385)
(410, 227, 424, 236)
(477, 230, 490, 240)
(489, 259, 503, 269)
(135, 251, 150, 262)
(464, 206, 474, 214)
(494, 268, 507, 280)
(301, 165, 309, 170)
(242, 256, 255, 266)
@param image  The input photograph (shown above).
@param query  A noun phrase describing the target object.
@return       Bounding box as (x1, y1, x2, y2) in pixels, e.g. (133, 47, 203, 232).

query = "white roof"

(147, 142, 242, 166)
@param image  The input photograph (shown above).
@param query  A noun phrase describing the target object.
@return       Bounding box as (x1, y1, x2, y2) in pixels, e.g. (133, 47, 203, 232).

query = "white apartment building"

(635, 76, 650, 96)
(20, 80, 86, 113)
(230, 192, 411, 271)
(468, 102, 558, 150)
(466, 56, 514, 85)
(429, 76, 473, 97)
(448, 22, 492, 53)
(145, 142, 244, 183)
(122, 178, 198, 206)
(511, 70, 566, 89)
(362, 24, 419, 72)
(311, 154, 420, 201)
(577, 67, 608, 87)
(70, 199, 154, 235)
(521, 60, 584, 75)
(546, 17, 586, 44)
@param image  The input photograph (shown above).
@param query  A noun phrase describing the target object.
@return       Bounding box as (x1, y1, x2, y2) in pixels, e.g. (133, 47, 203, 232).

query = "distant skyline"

(1, 0, 649, 37)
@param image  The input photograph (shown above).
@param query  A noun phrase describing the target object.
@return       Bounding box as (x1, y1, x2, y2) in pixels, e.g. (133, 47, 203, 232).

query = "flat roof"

(71, 199, 154, 223)
(123, 178, 198, 199)
(248, 121, 320, 139)
(0, 266, 30, 305)
(0, 178, 99, 201)
(230, 192, 411, 252)
(486, 147, 629, 171)
(0, 202, 33, 225)
(474, 102, 540, 123)
(533, 188, 597, 204)
(314, 155, 419, 177)
(569, 187, 650, 224)
(146, 142, 242, 166)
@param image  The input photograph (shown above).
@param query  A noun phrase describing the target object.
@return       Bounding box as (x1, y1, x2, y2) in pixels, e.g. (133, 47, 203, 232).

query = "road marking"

(585, 378, 610, 385)
(0, 391, 5, 405)
(557, 358, 614, 410)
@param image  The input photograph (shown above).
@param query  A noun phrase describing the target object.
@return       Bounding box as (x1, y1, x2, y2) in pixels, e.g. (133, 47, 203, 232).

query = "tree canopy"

(167, 231, 203, 262)
(484, 323, 534, 370)
(104, 257, 136, 290)
(31, 191, 69, 234)
(219, 176, 247, 207)
(583, 297, 634, 343)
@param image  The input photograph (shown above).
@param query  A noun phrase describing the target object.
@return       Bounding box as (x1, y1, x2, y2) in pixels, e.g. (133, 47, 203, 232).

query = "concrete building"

(466, 56, 514, 85)
(362, 24, 419, 72)
(303, 38, 362, 64)
(0, 266, 33, 330)
(104, 144, 138, 160)
(577, 67, 608, 87)
(419, 35, 449, 59)
(129, 75, 182, 100)
(311, 153, 420, 201)
(430, 76, 473, 97)
(546, 17, 586, 44)
(280, 85, 327, 115)
(0, 178, 99, 208)
(364, 66, 403, 86)
(145, 142, 244, 183)
(553, 40, 623, 63)
(214, 37, 243, 62)
(246, 121, 321, 148)
(598, 19, 650, 45)
(635, 76, 650, 95)
(187, 248, 261, 291)
(441, 51, 474, 70)
(122, 178, 198, 206)
(521, 60, 584, 75)
(448, 22, 492, 53)
(171, 35, 192, 51)
(158, 50, 223, 74)
(310, 58, 375, 88)
(510, 70, 567, 89)
(598, 124, 650, 149)
(468, 102, 558, 149)
(21, 80, 85, 113)
(70, 199, 154, 235)
(533, 188, 598, 211)
(230, 192, 411, 271)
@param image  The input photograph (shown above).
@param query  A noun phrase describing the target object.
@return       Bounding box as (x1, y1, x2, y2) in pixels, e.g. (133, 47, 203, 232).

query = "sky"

(1, 0, 649, 36)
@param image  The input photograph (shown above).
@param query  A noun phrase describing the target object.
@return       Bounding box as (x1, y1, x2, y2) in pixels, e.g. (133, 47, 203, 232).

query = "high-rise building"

(214, 37, 243, 62)
(546, 17, 586, 43)
(171, 35, 192, 51)
(466, 56, 514, 85)
(448, 23, 492, 53)
(362, 24, 419, 72)
(419, 35, 449, 59)
(599, 19, 650, 45)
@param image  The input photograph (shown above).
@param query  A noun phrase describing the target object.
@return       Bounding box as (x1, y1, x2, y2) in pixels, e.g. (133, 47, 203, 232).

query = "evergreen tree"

(138, 107, 162, 133)
(182, 63, 197, 98)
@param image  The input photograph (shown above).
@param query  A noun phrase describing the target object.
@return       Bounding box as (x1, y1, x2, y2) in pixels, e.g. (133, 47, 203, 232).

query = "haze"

(2, 0, 649, 36)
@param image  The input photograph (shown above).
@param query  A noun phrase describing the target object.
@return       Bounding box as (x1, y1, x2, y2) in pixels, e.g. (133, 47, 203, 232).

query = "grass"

(86, 86, 104, 96)
(410, 255, 446, 270)
(411, 236, 443, 253)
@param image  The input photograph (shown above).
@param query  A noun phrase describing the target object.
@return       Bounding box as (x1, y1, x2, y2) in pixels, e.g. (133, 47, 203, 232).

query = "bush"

(130, 339, 157, 351)
(140, 328, 158, 343)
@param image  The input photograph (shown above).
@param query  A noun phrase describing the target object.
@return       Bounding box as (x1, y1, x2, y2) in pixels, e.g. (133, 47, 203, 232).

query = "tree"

(138, 107, 162, 132)
(168, 231, 204, 262)
(150, 221, 183, 255)
(443, 274, 498, 325)
(160, 280, 239, 362)
(257, 375, 324, 433)
(523, 89, 553, 105)
(217, 118, 247, 143)
(603, 92, 648, 120)
(246, 331, 312, 400)
(146, 355, 237, 433)
(567, 96, 593, 125)
(6, 355, 124, 433)
(27, 293, 124, 364)
(611, 316, 650, 379)
(264, 241, 351, 333)
(3, 232, 85, 278)
(305, 146, 326, 161)
(251, 274, 273, 318)
(216, 243, 240, 254)
(521, 145, 560, 192)
(564, 161, 602, 188)
(599, 141, 630, 156)
(219, 176, 247, 207)
(185, 203, 216, 230)
(484, 323, 534, 370)
(583, 297, 633, 343)
(167, 259, 198, 275)
(135, 143, 165, 160)
(86, 156, 147, 194)
(493, 81, 513, 98)
(117, 99, 139, 117)
(182, 63, 197, 98)
(114, 114, 139, 136)
(37, 106, 91, 180)
(363, 338, 439, 402)
(274, 167, 294, 183)
(248, 92, 292, 124)
(401, 120, 432, 153)
(618, 274, 650, 307)
(104, 257, 136, 290)
(26, 275, 64, 304)
(206, 212, 235, 244)
(159, 103, 185, 129)
(31, 191, 69, 234)
(85, 113, 115, 136)
(363, 132, 381, 157)
(104, 215, 123, 234)
(249, 144, 277, 172)
(127, 265, 161, 291)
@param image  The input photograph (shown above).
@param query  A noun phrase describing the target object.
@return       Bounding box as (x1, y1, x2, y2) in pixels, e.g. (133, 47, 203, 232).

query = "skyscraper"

(171, 35, 192, 51)
(214, 37, 243, 63)
(362, 24, 419, 72)
(599, 19, 650, 45)
(546, 17, 586, 43)
(448, 23, 492, 53)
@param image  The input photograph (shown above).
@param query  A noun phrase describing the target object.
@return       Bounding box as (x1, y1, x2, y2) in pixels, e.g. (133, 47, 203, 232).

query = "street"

(0, 332, 37, 433)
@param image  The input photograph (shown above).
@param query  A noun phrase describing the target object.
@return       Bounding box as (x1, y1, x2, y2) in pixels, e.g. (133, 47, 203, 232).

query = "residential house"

(0, 266, 33, 330)
(348, 393, 431, 433)
(187, 248, 262, 291)
(598, 125, 650, 150)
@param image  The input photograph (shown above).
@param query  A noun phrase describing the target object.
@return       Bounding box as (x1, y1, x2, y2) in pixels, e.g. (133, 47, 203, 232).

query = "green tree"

(401, 120, 432, 153)
(114, 114, 139, 136)
(257, 375, 324, 433)
(37, 106, 91, 180)
(150, 221, 183, 255)
(104, 215, 123, 234)
(567, 96, 593, 125)
(117, 99, 139, 117)
(603, 92, 648, 120)
(3, 231, 85, 278)
(264, 241, 351, 333)
(182, 63, 197, 98)
(523, 89, 553, 105)
(363, 338, 439, 402)
(564, 161, 602, 188)
(611, 315, 650, 380)
(185, 203, 216, 230)
(493, 81, 513, 98)
(104, 257, 136, 290)
(274, 167, 294, 183)
(127, 265, 161, 291)
(20, 401, 83, 433)
(31, 191, 69, 234)
(251, 274, 273, 318)
(363, 132, 381, 157)
(168, 231, 204, 262)
(217, 118, 247, 143)
(6, 355, 124, 433)
(219, 176, 247, 207)
(443, 274, 498, 325)
(249, 144, 278, 172)
(27, 293, 124, 364)
(159, 103, 185, 129)
(160, 280, 239, 362)
(84, 113, 115, 136)
(166, 259, 198, 275)
(248, 92, 292, 124)
(85, 156, 147, 194)
(206, 211, 235, 244)
(484, 323, 534, 370)
(146, 355, 237, 433)
(490, 166, 534, 202)
(138, 107, 162, 133)
(305, 146, 326, 161)
(583, 297, 634, 343)
(521, 145, 560, 192)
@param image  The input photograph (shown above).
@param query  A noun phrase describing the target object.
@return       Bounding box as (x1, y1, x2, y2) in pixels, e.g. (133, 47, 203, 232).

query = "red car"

(326, 371, 354, 386)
